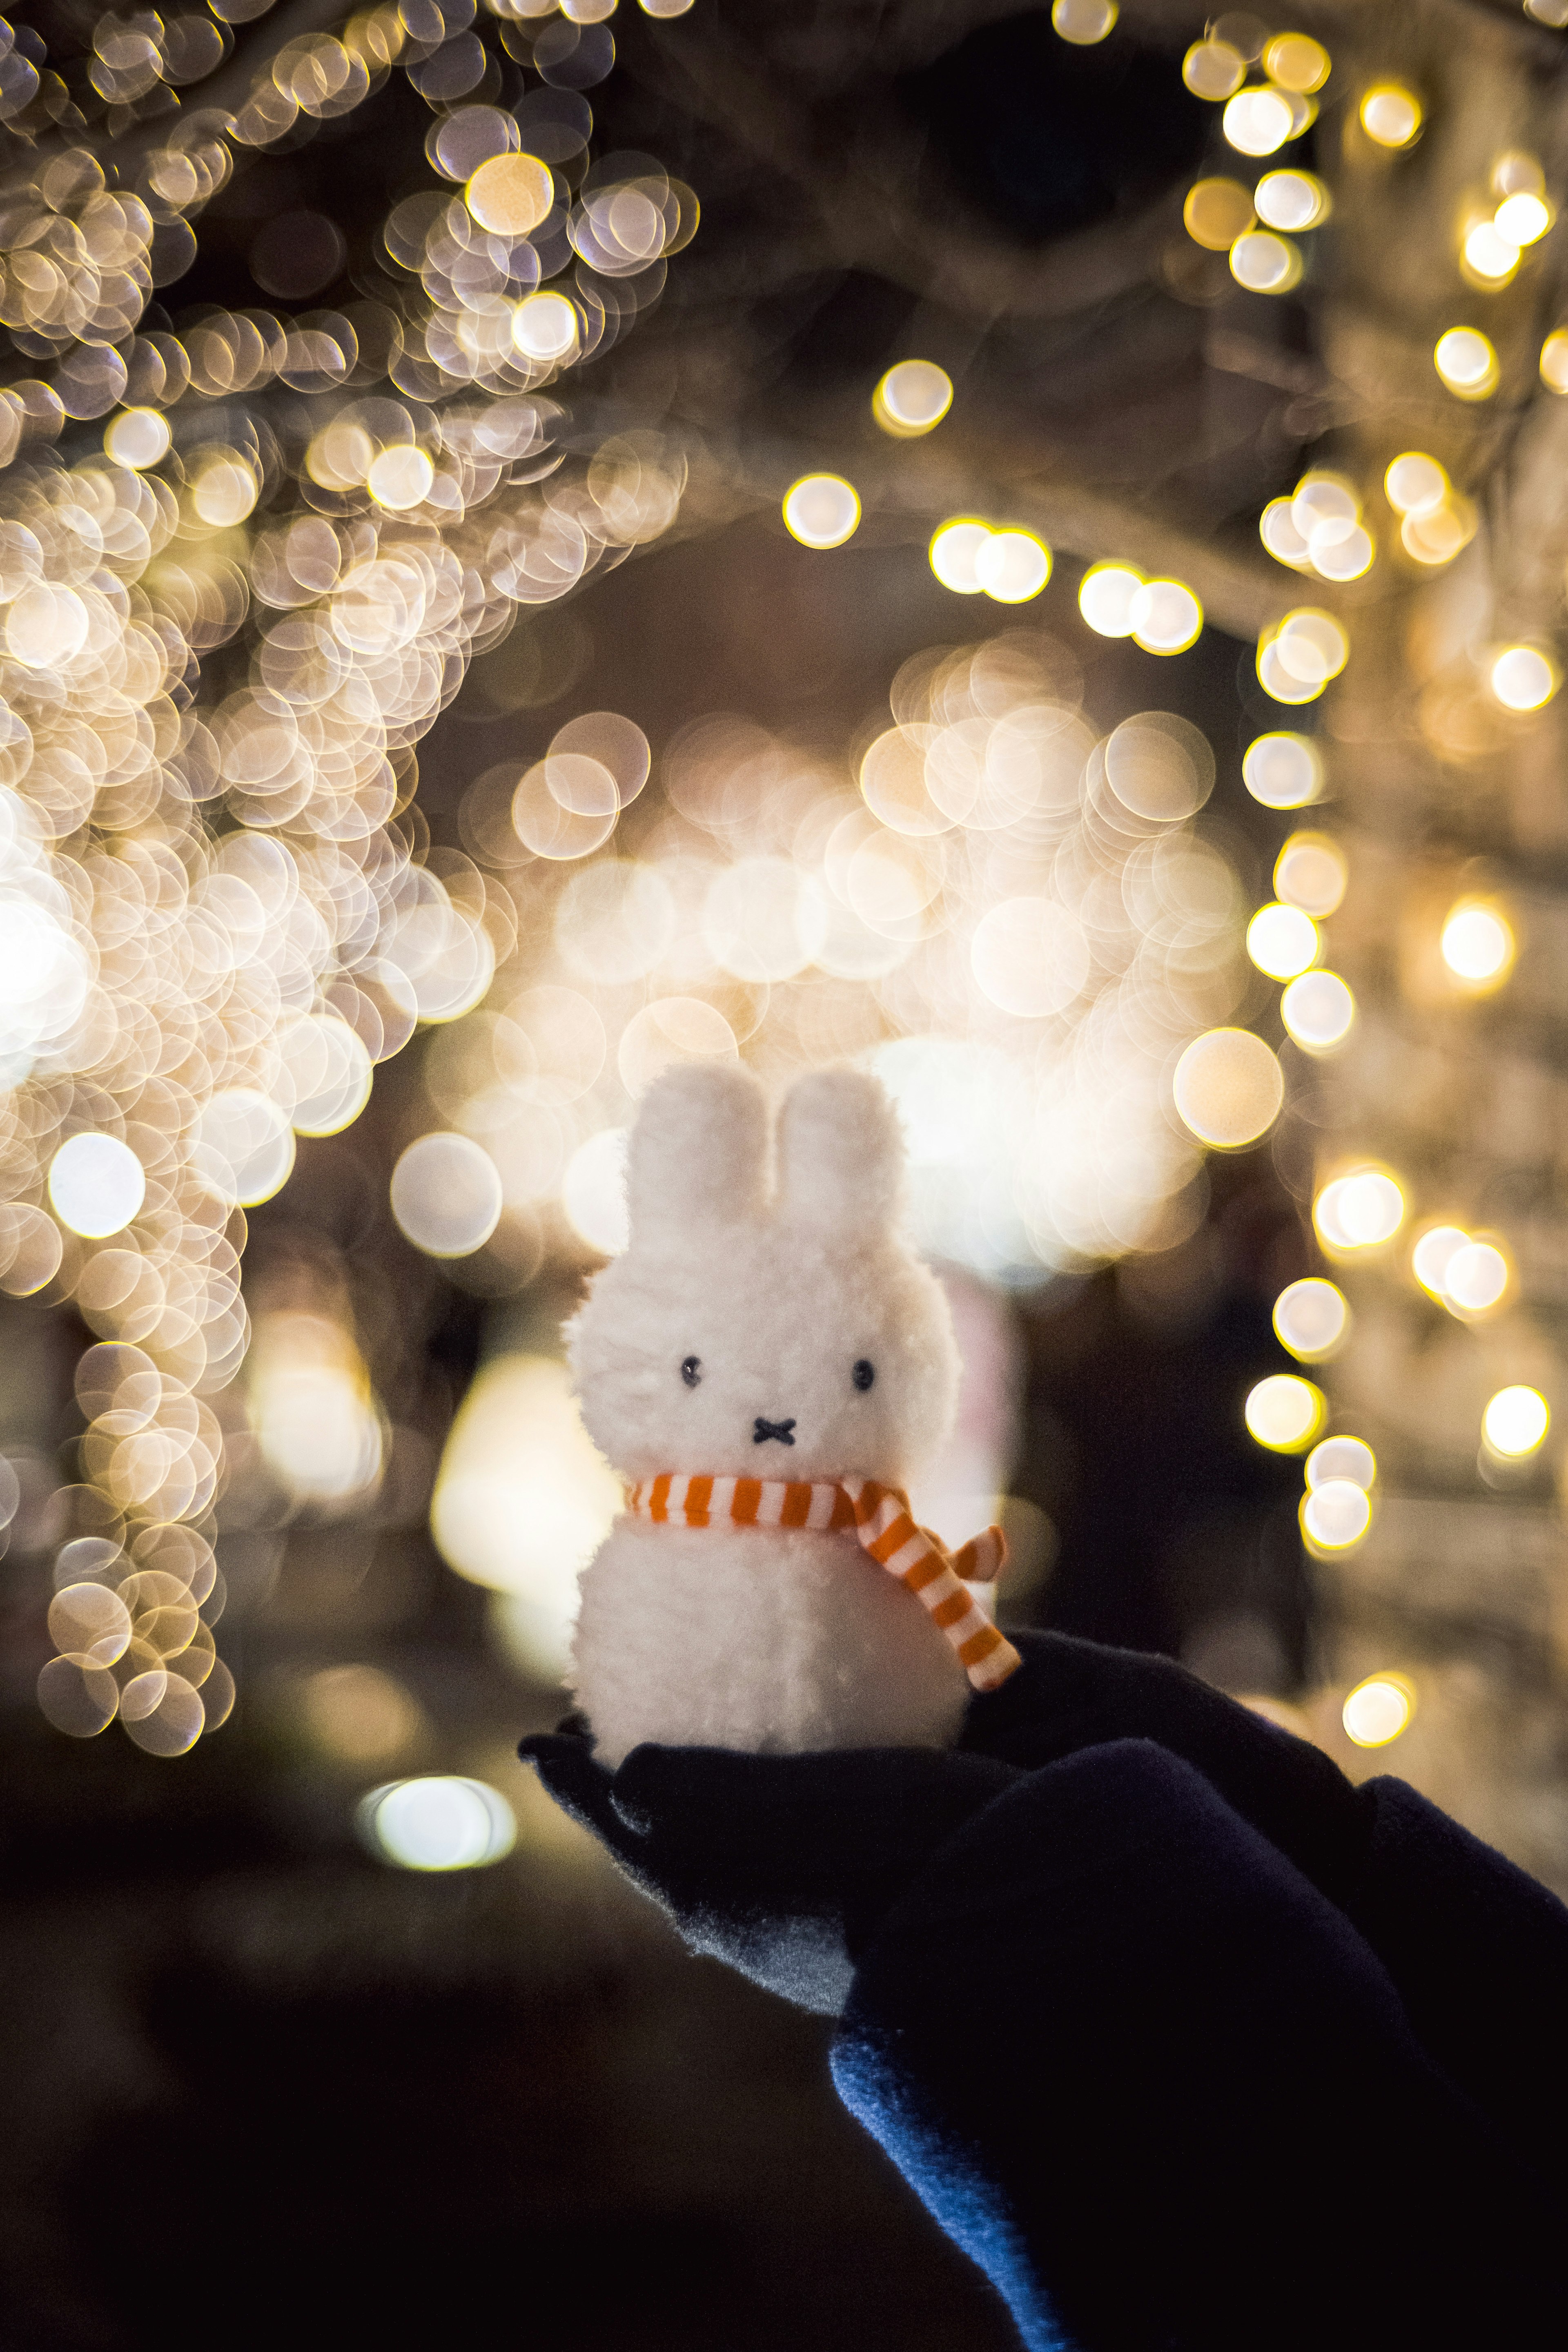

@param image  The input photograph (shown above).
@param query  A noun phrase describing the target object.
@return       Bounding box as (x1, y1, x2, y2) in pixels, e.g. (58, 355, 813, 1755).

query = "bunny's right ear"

(625, 1062, 768, 1245)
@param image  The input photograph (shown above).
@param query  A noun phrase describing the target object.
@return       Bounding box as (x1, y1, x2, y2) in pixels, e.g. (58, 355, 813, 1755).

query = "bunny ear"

(775, 1068, 905, 1238)
(625, 1062, 768, 1244)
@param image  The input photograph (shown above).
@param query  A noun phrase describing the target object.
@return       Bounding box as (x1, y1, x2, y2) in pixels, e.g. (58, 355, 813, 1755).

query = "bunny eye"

(681, 1356, 702, 1388)
(851, 1359, 875, 1392)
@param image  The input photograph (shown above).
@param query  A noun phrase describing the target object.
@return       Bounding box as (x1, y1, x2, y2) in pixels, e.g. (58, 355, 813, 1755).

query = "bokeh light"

(873, 359, 953, 435)
(1314, 1169, 1405, 1251)
(782, 475, 861, 549)
(1281, 970, 1355, 1052)
(1360, 85, 1422, 148)
(1343, 1675, 1415, 1746)
(1172, 1029, 1284, 1148)
(1274, 1277, 1351, 1362)
(361, 1776, 516, 1870)
(1245, 902, 1319, 980)
(1482, 1386, 1549, 1458)
(1051, 0, 1118, 44)
(1303, 1479, 1371, 1550)
(1245, 1373, 1326, 1451)
(1223, 88, 1296, 158)
(929, 519, 992, 594)
(48, 1134, 146, 1238)
(1274, 832, 1347, 917)
(1489, 646, 1558, 711)
(1434, 327, 1499, 399)
(391, 1134, 503, 1257)
(1242, 732, 1323, 808)
(1078, 562, 1143, 635)
(1441, 898, 1515, 988)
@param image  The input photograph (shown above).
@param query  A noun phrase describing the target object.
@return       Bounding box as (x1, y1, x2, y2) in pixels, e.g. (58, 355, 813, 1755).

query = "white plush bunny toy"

(568, 1062, 1020, 1768)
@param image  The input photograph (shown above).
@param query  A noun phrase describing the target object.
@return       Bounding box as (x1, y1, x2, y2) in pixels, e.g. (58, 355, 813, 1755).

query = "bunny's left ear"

(775, 1068, 905, 1238)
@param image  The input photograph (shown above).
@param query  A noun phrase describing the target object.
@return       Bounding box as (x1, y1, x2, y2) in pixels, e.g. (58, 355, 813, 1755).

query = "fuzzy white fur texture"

(567, 1064, 969, 1764)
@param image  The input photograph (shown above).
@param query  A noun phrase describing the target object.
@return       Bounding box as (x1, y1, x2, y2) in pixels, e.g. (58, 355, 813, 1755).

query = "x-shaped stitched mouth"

(753, 1417, 797, 1445)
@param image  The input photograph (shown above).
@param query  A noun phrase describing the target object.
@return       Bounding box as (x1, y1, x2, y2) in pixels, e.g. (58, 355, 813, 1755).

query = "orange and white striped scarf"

(625, 1472, 1022, 1693)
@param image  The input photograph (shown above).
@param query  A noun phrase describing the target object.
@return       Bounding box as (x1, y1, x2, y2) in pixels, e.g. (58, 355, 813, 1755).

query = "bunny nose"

(753, 1416, 796, 1446)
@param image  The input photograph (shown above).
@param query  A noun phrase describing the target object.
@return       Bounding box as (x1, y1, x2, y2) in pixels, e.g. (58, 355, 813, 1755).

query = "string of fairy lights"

(5, 0, 1566, 1770)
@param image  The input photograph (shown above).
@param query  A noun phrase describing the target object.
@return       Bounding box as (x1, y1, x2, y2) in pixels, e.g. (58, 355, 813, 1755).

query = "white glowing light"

(1385, 452, 1448, 516)
(1434, 328, 1498, 398)
(1307, 1436, 1376, 1491)
(1273, 1277, 1350, 1362)
(562, 1126, 630, 1254)
(1444, 1242, 1508, 1313)
(104, 407, 172, 468)
(1313, 1170, 1405, 1250)
(976, 529, 1051, 603)
(1078, 562, 1143, 635)
(1463, 219, 1520, 282)
(1343, 1676, 1413, 1746)
(1483, 1385, 1549, 1457)
(512, 290, 579, 361)
(1303, 1479, 1372, 1549)
(873, 359, 953, 435)
(48, 1134, 145, 1239)
(1173, 1028, 1283, 1148)
(1412, 1224, 1470, 1298)
(782, 474, 861, 549)
(362, 1777, 516, 1870)
(1129, 579, 1202, 654)
(1246, 902, 1319, 980)
(431, 1352, 621, 1677)
(1440, 900, 1514, 983)
(390, 1133, 503, 1257)
(929, 519, 991, 593)
(1496, 191, 1551, 245)
(1490, 646, 1557, 711)
(1229, 229, 1301, 292)
(1243, 731, 1322, 808)
(251, 1312, 383, 1506)
(1245, 1373, 1324, 1450)
(193, 1088, 296, 1208)
(1360, 85, 1421, 148)
(1223, 87, 1295, 157)
(1051, 0, 1117, 42)
(368, 445, 435, 510)
(1281, 970, 1354, 1052)
(1254, 170, 1329, 231)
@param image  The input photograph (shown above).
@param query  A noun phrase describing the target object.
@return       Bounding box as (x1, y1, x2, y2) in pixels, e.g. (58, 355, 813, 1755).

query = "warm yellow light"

(1223, 87, 1295, 158)
(1412, 1224, 1470, 1298)
(1441, 898, 1515, 985)
(1384, 451, 1448, 516)
(1229, 229, 1301, 293)
(1307, 1435, 1376, 1491)
(1314, 1169, 1405, 1250)
(367, 444, 434, 510)
(1078, 561, 1143, 635)
(1274, 832, 1346, 917)
(104, 406, 171, 469)
(1343, 1675, 1414, 1746)
(1273, 1276, 1350, 1362)
(1257, 608, 1349, 704)
(1051, 0, 1117, 44)
(1254, 169, 1330, 231)
(192, 453, 258, 527)
(782, 474, 860, 549)
(873, 359, 953, 436)
(1463, 219, 1519, 284)
(1246, 901, 1319, 980)
(1483, 1385, 1549, 1457)
(1242, 731, 1322, 808)
(466, 151, 553, 235)
(976, 529, 1051, 603)
(1183, 176, 1254, 250)
(1129, 578, 1202, 654)
(1361, 84, 1422, 148)
(1541, 328, 1568, 392)
(1401, 500, 1476, 566)
(1265, 32, 1330, 93)
(1495, 191, 1551, 245)
(1183, 39, 1245, 101)
(1444, 1241, 1509, 1314)
(1303, 1479, 1371, 1550)
(929, 517, 991, 593)
(390, 1133, 503, 1257)
(1245, 1373, 1325, 1451)
(1281, 970, 1355, 1052)
(1172, 1028, 1284, 1148)
(1489, 645, 1557, 711)
(1434, 327, 1499, 399)
(512, 290, 579, 361)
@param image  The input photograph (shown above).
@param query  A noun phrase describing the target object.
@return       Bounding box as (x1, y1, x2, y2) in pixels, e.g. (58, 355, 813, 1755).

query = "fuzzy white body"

(566, 1064, 973, 1767)
(575, 1518, 967, 1765)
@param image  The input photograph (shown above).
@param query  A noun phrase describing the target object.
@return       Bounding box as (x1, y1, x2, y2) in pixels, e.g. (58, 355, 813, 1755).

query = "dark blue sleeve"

(830, 1741, 1564, 2352)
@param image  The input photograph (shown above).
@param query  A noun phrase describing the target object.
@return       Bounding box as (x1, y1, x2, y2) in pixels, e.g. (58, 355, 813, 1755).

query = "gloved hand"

(521, 1629, 1374, 2013)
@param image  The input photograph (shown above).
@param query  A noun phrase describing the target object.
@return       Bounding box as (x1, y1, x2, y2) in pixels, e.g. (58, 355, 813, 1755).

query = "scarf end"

(959, 1625, 1023, 1691)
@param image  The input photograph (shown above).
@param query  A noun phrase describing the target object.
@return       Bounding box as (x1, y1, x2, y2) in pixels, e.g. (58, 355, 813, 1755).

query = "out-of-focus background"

(4, 0, 1568, 2343)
